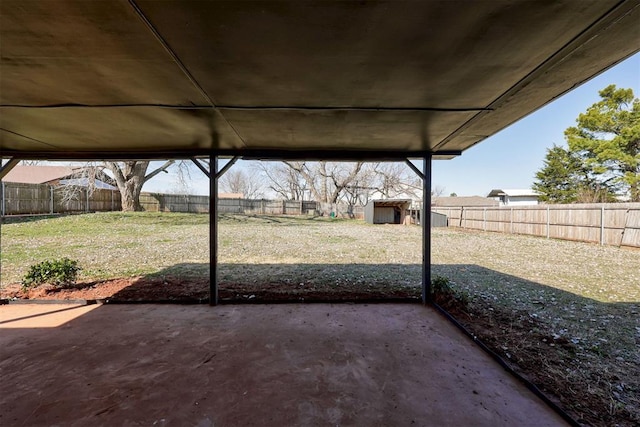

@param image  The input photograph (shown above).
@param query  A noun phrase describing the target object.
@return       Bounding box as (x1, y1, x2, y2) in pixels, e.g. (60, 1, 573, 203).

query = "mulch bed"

(0, 276, 420, 303)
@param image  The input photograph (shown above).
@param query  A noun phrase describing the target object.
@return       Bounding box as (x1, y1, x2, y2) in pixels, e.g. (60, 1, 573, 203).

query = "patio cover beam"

(0, 158, 19, 181)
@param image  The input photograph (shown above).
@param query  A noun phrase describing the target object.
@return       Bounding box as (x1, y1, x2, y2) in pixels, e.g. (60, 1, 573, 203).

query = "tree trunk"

(105, 160, 174, 212)
(120, 175, 145, 211)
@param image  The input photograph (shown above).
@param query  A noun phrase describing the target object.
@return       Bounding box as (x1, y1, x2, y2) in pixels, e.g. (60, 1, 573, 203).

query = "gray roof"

(487, 189, 541, 198)
(434, 197, 499, 207)
(1, 1, 638, 160)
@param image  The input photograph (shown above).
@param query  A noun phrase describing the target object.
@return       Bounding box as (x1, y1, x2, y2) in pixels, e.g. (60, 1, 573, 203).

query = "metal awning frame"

(0, 150, 460, 161)
(203, 151, 434, 306)
(1, 151, 434, 305)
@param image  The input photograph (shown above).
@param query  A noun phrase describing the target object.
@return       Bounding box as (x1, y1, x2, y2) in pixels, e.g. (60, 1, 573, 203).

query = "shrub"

(431, 275, 469, 310)
(22, 258, 81, 290)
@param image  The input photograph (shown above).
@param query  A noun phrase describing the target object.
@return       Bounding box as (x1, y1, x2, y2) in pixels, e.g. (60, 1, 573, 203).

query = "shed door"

(374, 207, 395, 224)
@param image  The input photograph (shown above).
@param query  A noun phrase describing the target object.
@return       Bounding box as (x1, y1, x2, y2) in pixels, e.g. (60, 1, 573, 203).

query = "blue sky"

(432, 52, 640, 196)
(144, 52, 639, 196)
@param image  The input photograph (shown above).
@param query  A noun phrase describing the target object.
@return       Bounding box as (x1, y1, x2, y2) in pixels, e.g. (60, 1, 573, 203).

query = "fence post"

(1, 181, 5, 216)
(85, 188, 89, 213)
(546, 206, 550, 239)
(50, 186, 54, 214)
(600, 205, 605, 246)
(510, 208, 513, 234)
(483, 208, 487, 231)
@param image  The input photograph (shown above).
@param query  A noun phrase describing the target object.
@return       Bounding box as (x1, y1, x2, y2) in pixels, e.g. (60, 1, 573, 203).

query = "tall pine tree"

(533, 145, 582, 203)
(565, 85, 640, 202)
(534, 85, 639, 203)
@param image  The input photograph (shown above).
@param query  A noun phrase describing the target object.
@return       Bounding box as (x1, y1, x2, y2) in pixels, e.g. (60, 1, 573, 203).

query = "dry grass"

(1, 212, 639, 425)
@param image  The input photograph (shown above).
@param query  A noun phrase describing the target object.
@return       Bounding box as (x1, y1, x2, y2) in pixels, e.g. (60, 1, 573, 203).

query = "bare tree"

(368, 163, 422, 200)
(104, 161, 174, 211)
(219, 169, 264, 199)
(277, 161, 365, 203)
(261, 161, 426, 205)
(258, 162, 308, 200)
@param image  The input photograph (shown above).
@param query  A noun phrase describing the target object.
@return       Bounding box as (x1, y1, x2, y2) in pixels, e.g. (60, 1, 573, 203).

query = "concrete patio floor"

(0, 303, 567, 426)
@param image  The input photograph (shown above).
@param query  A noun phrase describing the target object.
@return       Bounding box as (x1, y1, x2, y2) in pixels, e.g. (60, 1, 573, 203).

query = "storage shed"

(364, 200, 411, 224)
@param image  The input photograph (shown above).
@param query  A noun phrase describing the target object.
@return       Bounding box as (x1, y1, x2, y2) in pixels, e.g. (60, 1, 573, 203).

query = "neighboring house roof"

(433, 196, 499, 207)
(219, 193, 244, 199)
(3, 165, 75, 184)
(487, 189, 540, 198)
(2, 165, 116, 189)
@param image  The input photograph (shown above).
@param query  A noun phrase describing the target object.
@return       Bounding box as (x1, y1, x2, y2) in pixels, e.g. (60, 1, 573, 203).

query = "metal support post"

(422, 155, 432, 304)
(210, 157, 219, 306)
(0, 158, 19, 181)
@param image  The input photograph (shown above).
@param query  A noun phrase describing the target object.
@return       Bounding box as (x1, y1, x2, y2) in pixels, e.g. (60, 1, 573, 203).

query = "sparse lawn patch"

(1, 212, 639, 425)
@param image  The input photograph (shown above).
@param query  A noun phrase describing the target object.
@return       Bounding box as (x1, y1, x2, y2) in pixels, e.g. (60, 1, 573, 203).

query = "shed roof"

(371, 199, 412, 207)
(1, 1, 638, 160)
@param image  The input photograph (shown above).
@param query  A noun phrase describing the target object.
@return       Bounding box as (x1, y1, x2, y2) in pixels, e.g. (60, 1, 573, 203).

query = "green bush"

(431, 275, 469, 309)
(22, 258, 81, 290)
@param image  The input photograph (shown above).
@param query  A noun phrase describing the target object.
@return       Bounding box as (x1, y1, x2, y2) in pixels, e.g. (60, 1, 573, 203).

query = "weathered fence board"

(139, 193, 209, 213)
(1, 182, 122, 215)
(622, 210, 640, 248)
(0, 182, 363, 218)
(433, 203, 640, 248)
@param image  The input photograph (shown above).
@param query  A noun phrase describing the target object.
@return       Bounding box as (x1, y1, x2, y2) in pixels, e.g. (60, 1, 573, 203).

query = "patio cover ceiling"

(0, 0, 638, 161)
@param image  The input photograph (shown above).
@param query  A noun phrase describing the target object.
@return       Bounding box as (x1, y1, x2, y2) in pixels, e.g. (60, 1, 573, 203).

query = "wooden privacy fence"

(0, 182, 121, 215)
(215, 198, 365, 218)
(432, 203, 640, 248)
(139, 193, 210, 213)
(0, 182, 365, 218)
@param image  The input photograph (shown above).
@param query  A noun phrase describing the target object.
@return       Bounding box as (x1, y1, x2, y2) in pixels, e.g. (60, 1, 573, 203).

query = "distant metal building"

(431, 211, 448, 227)
(364, 199, 411, 224)
(487, 189, 540, 206)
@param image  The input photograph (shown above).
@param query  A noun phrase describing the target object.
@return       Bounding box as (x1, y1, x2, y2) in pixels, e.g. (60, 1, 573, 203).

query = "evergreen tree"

(565, 85, 640, 201)
(534, 85, 639, 203)
(533, 145, 582, 203)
